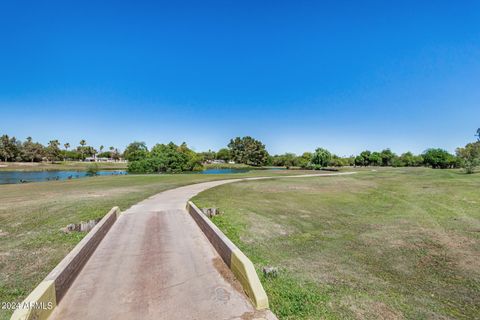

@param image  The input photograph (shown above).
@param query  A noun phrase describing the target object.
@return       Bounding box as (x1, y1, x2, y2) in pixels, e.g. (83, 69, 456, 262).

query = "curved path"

(50, 172, 353, 320)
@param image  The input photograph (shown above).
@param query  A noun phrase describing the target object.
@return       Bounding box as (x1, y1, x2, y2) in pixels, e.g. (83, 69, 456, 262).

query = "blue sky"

(0, 1, 479, 156)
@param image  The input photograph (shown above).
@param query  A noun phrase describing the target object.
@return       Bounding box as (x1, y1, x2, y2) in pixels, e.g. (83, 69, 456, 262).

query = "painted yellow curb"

(187, 201, 270, 310)
(11, 280, 56, 320)
(10, 206, 120, 320)
(231, 249, 269, 310)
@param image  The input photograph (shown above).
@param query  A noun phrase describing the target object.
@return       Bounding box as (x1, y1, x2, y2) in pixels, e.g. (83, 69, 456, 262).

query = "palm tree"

(109, 146, 115, 160)
(63, 143, 70, 161)
(79, 140, 86, 161)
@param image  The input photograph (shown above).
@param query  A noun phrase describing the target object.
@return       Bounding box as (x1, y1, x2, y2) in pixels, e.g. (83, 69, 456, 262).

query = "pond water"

(0, 170, 127, 184)
(0, 167, 286, 184)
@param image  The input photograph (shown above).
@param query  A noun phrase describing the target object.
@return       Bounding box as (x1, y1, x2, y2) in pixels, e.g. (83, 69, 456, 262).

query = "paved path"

(50, 172, 353, 320)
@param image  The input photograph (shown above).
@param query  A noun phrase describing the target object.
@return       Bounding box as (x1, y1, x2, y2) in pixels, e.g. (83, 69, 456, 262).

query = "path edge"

(186, 201, 270, 310)
(11, 206, 121, 320)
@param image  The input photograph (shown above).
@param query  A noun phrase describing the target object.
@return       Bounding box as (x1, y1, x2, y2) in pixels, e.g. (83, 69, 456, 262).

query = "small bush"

(86, 163, 99, 176)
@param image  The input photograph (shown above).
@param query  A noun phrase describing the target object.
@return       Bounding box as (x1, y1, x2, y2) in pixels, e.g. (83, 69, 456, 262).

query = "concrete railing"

(186, 201, 269, 310)
(11, 207, 121, 320)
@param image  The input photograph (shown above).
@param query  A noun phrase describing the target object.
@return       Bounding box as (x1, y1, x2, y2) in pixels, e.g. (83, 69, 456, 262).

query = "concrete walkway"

(50, 172, 353, 320)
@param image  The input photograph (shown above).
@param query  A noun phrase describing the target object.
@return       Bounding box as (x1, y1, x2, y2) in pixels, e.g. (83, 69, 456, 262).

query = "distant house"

(84, 156, 122, 163)
(204, 159, 226, 164)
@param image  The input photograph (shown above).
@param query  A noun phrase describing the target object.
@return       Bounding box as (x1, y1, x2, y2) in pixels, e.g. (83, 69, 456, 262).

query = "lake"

(0, 170, 128, 184)
(0, 168, 260, 184)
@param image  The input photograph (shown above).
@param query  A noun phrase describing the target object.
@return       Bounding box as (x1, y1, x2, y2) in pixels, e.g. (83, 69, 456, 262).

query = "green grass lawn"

(0, 161, 128, 171)
(192, 167, 480, 319)
(0, 169, 315, 319)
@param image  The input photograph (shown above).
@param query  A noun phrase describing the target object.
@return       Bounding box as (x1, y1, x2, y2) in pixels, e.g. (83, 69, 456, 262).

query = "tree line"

(2, 130, 479, 174)
(0, 135, 122, 162)
(124, 131, 479, 174)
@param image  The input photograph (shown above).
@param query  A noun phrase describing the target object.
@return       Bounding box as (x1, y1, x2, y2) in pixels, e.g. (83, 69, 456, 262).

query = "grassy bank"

(203, 162, 255, 169)
(192, 168, 480, 319)
(0, 169, 316, 319)
(0, 161, 127, 172)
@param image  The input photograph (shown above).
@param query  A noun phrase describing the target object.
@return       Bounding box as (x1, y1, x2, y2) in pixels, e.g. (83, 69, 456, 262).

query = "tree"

(199, 150, 216, 162)
(282, 153, 298, 168)
(476, 128, 480, 141)
(22, 137, 44, 162)
(390, 152, 424, 167)
(423, 148, 457, 169)
(354, 150, 372, 167)
(359, 151, 372, 166)
(216, 148, 231, 162)
(270, 153, 297, 168)
(109, 146, 115, 159)
(124, 141, 148, 162)
(111, 148, 121, 161)
(62, 143, 70, 161)
(129, 142, 202, 173)
(456, 142, 480, 174)
(368, 152, 382, 166)
(83, 146, 97, 158)
(311, 148, 332, 168)
(297, 152, 312, 168)
(380, 149, 396, 166)
(228, 136, 269, 166)
(78, 140, 87, 160)
(330, 155, 350, 167)
(46, 140, 61, 162)
(0, 135, 20, 162)
(354, 155, 366, 167)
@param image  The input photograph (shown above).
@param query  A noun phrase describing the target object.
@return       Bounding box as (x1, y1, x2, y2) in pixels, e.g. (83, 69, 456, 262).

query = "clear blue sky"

(1, 1, 479, 156)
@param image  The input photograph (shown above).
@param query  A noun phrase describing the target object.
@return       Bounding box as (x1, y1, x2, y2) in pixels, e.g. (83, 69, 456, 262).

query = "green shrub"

(86, 163, 99, 176)
(127, 142, 203, 174)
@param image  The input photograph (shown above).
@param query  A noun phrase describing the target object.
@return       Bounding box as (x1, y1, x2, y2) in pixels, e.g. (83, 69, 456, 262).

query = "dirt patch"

(242, 212, 293, 243)
(359, 221, 480, 275)
(72, 187, 140, 200)
(427, 229, 480, 274)
(342, 297, 404, 320)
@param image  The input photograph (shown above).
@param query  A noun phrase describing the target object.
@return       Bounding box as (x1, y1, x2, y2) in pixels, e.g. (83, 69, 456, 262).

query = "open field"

(0, 169, 317, 319)
(0, 161, 128, 172)
(192, 167, 480, 319)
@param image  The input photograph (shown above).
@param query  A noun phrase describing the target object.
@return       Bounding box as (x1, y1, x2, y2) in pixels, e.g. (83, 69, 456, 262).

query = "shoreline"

(0, 161, 128, 172)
